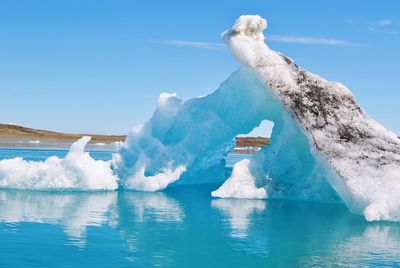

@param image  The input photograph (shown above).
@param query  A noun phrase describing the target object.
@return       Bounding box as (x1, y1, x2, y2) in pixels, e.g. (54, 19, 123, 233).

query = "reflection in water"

(1, 188, 400, 266)
(323, 224, 400, 267)
(0, 190, 116, 247)
(211, 198, 265, 238)
(113, 191, 184, 262)
(0, 190, 184, 250)
(263, 201, 400, 267)
(122, 192, 184, 223)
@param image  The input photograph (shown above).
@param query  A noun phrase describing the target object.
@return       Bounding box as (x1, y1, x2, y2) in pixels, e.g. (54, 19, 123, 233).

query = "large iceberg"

(0, 15, 399, 222)
(112, 68, 273, 190)
(217, 15, 400, 221)
(112, 67, 339, 203)
(113, 15, 400, 221)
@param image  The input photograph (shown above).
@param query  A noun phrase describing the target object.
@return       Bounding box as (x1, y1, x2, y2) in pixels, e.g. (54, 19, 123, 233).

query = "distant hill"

(232, 137, 270, 155)
(235, 137, 270, 148)
(0, 123, 273, 150)
(0, 124, 126, 144)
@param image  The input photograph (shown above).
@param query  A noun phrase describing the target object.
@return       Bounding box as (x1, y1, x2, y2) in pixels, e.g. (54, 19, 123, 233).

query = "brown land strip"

(235, 137, 270, 148)
(0, 124, 126, 144)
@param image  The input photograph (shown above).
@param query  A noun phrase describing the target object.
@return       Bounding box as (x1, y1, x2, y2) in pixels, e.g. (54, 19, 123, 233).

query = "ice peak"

(230, 15, 267, 41)
(158, 92, 178, 106)
(69, 136, 91, 154)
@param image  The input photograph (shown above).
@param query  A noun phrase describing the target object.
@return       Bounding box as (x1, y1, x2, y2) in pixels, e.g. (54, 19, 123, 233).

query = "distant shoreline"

(0, 123, 126, 149)
(0, 123, 273, 150)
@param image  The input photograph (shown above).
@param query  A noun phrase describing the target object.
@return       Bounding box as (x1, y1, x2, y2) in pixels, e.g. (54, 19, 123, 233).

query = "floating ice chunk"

(212, 159, 267, 199)
(94, 142, 106, 146)
(0, 136, 118, 190)
(113, 141, 124, 146)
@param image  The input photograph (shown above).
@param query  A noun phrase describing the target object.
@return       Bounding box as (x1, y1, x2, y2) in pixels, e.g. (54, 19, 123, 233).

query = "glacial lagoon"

(0, 148, 399, 267)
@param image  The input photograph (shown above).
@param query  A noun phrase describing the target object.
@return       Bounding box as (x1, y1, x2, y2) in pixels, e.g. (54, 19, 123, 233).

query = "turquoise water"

(0, 148, 400, 267)
(225, 153, 254, 168)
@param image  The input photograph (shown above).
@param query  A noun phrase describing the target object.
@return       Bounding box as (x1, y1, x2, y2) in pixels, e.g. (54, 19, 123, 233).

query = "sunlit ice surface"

(1, 149, 400, 267)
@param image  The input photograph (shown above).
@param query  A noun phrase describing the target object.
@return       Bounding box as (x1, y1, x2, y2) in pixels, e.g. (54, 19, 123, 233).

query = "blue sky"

(1, 0, 399, 135)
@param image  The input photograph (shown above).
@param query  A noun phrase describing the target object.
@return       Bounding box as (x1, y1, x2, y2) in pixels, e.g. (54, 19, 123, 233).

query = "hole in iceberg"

(114, 67, 340, 204)
(226, 119, 273, 168)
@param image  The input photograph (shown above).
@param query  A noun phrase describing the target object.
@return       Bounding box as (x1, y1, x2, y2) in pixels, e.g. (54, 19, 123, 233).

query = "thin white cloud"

(150, 39, 225, 50)
(150, 35, 357, 49)
(375, 19, 393, 27)
(369, 19, 400, 34)
(267, 35, 355, 46)
(370, 27, 400, 34)
(388, 30, 400, 34)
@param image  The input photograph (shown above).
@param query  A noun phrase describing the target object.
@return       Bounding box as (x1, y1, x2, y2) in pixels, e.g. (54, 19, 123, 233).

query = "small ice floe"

(110, 141, 124, 150)
(233, 146, 262, 153)
(113, 141, 124, 146)
(95, 142, 106, 146)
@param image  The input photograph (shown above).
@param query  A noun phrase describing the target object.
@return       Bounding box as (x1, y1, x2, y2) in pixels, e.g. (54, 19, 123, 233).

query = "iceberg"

(0, 15, 399, 222)
(114, 15, 400, 221)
